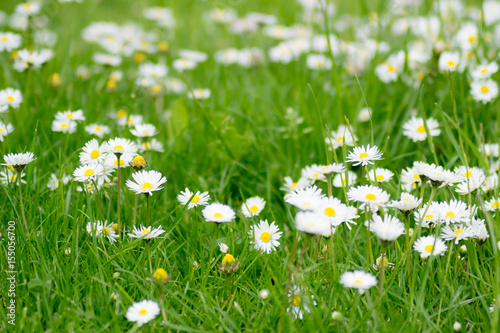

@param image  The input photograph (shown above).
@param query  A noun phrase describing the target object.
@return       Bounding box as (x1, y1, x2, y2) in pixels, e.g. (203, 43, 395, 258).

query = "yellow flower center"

(152, 84, 162, 93)
(250, 205, 259, 213)
(481, 68, 488, 74)
(359, 152, 369, 159)
(1, 37, 8, 42)
(416, 125, 426, 133)
(107, 80, 117, 88)
(84, 169, 94, 177)
(142, 229, 150, 235)
(481, 86, 489, 93)
(114, 159, 125, 166)
(213, 212, 223, 218)
(465, 170, 473, 178)
(95, 126, 101, 131)
(222, 254, 235, 266)
(117, 110, 127, 119)
(113, 145, 124, 151)
(139, 309, 148, 315)
(90, 150, 100, 159)
(260, 232, 271, 243)
(413, 174, 420, 180)
(387, 65, 395, 72)
(66, 113, 73, 119)
(102, 227, 110, 236)
(312, 173, 319, 179)
(291, 182, 298, 189)
(7, 96, 14, 102)
(25, 3, 31, 9)
(491, 202, 500, 208)
(191, 195, 200, 203)
(324, 207, 336, 217)
(425, 214, 433, 219)
(447, 60, 455, 66)
(376, 175, 384, 181)
(366, 194, 376, 201)
(61, 123, 68, 128)
(454, 229, 464, 236)
(468, 36, 476, 43)
(424, 244, 433, 252)
(0, 128, 3, 132)
(141, 182, 153, 191)
(354, 279, 363, 285)
(336, 136, 343, 143)
(292, 295, 302, 306)
(445, 211, 455, 218)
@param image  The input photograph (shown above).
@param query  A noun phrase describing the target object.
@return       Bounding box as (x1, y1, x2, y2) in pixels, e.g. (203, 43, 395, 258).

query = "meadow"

(1, 0, 500, 331)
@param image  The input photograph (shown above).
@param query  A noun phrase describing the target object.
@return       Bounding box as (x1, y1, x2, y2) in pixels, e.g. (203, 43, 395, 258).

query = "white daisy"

(470, 62, 499, 80)
(438, 51, 460, 72)
(104, 153, 133, 170)
(0, 88, 23, 109)
(286, 285, 314, 320)
(301, 164, 326, 182)
(241, 196, 266, 217)
(0, 121, 14, 141)
(340, 270, 377, 294)
(105, 137, 138, 156)
(347, 185, 390, 211)
(177, 188, 210, 209)
(51, 119, 77, 133)
(280, 176, 311, 192)
(0, 169, 25, 185)
(137, 139, 164, 153)
(55, 109, 86, 122)
(130, 124, 159, 138)
(471, 218, 489, 243)
(128, 225, 165, 239)
(484, 197, 500, 211)
(441, 224, 475, 244)
(366, 214, 405, 245)
(346, 145, 383, 166)
(3, 152, 36, 171)
(202, 203, 236, 223)
(313, 196, 348, 226)
(47, 173, 71, 190)
(325, 125, 357, 150)
(248, 220, 282, 254)
(413, 235, 448, 258)
(320, 163, 346, 176)
(414, 202, 441, 228)
(79, 139, 106, 164)
(219, 243, 229, 253)
(437, 200, 470, 225)
(285, 185, 325, 210)
(84, 124, 111, 138)
(402, 117, 441, 142)
(125, 300, 160, 327)
(366, 168, 394, 183)
(295, 211, 333, 236)
(470, 79, 499, 103)
(333, 171, 358, 188)
(86, 220, 119, 244)
(188, 88, 211, 100)
(125, 170, 167, 196)
(0, 32, 22, 52)
(15, 2, 41, 16)
(73, 163, 105, 182)
(389, 192, 422, 212)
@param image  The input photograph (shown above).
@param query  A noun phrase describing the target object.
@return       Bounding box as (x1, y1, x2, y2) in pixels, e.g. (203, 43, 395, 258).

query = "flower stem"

(146, 241, 153, 274)
(117, 155, 121, 233)
(329, 235, 337, 281)
(378, 249, 386, 294)
(146, 194, 150, 226)
(226, 274, 232, 300)
(133, 194, 138, 226)
(326, 174, 333, 197)
(18, 171, 27, 229)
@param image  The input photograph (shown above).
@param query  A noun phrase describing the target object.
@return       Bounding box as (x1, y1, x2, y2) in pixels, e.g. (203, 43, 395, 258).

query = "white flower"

(52, 119, 77, 133)
(86, 220, 118, 244)
(47, 173, 71, 190)
(280, 176, 310, 192)
(366, 168, 394, 183)
(219, 243, 229, 253)
(202, 203, 236, 223)
(0, 121, 14, 141)
(104, 153, 133, 169)
(484, 197, 500, 211)
(249, 220, 282, 254)
(125, 170, 167, 196)
(306, 53, 332, 70)
(241, 196, 266, 217)
(470, 79, 499, 103)
(325, 125, 357, 150)
(438, 51, 460, 72)
(0, 88, 23, 109)
(15, 2, 41, 16)
(0, 32, 22, 52)
(125, 300, 160, 327)
(84, 124, 110, 138)
(300, 164, 326, 182)
(414, 202, 441, 228)
(413, 235, 448, 258)
(455, 22, 478, 51)
(295, 211, 333, 236)
(93, 53, 121, 66)
(320, 163, 346, 175)
(187, 88, 211, 99)
(286, 285, 314, 320)
(130, 124, 159, 138)
(55, 110, 85, 122)
(73, 163, 104, 182)
(347, 185, 390, 211)
(173, 58, 197, 72)
(285, 185, 325, 210)
(3, 152, 36, 170)
(340, 270, 377, 294)
(105, 137, 138, 156)
(346, 145, 383, 166)
(313, 196, 349, 226)
(471, 218, 489, 242)
(358, 108, 372, 122)
(402, 117, 441, 142)
(441, 224, 475, 244)
(389, 192, 422, 212)
(333, 171, 357, 188)
(470, 62, 499, 80)
(366, 214, 405, 244)
(259, 289, 270, 300)
(137, 139, 164, 153)
(177, 188, 210, 209)
(437, 200, 470, 225)
(375, 51, 405, 82)
(178, 49, 208, 63)
(128, 225, 165, 239)
(79, 139, 106, 164)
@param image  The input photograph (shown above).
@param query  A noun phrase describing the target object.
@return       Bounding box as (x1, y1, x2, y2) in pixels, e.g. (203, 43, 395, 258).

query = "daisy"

(173, 58, 197, 72)
(128, 225, 165, 239)
(346, 145, 383, 166)
(481, 143, 499, 158)
(241, 196, 266, 217)
(15, 2, 41, 16)
(347, 185, 390, 211)
(125, 170, 167, 196)
(86, 220, 119, 244)
(0, 169, 25, 185)
(441, 225, 475, 244)
(287, 285, 314, 320)
(470, 79, 499, 103)
(137, 139, 165, 153)
(105, 137, 138, 156)
(47, 173, 71, 190)
(455, 174, 486, 195)
(306, 54, 332, 70)
(280, 176, 311, 192)
(55, 109, 86, 122)
(325, 125, 357, 150)
(437, 200, 470, 225)
(125, 300, 160, 327)
(0, 121, 14, 141)
(366, 214, 405, 246)
(470, 62, 499, 80)
(471, 218, 489, 243)
(401, 166, 421, 187)
(93, 53, 121, 67)
(188, 88, 211, 100)
(104, 153, 133, 169)
(285, 185, 325, 210)
(0, 32, 22, 52)
(130, 124, 159, 138)
(301, 164, 326, 182)
(177, 188, 210, 209)
(333, 171, 358, 188)
(178, 49, 208, 63)
(358, 108, 372, 122)
(313, 196, 348, 226)
(389, 192, 422, 213)
(455, 23, 478, 50)
(219, 243, 229, 253)
(84, 124, 111, 138)
(438, 51, 460, 72)
(340, 270, 377, 294)
(295, 211, 333, 236)
(248, 220, 282, 254)
(202, 203, 236, 223)
(51, 119, 77, 133)
(484, 197, 500, 211)
(73, 163, 104, 182)
(320, 163, 346, 176)
(367, 168, 394, 183)
(79, 139, 106, 164)
(0, 88, 23, 109)
(14, 49, 53, 71)
(375, 51, 405, 83)
(3, 152, 36, 172)
(413, 235, 448, 258)
(414, 202, 441, 228)
(402, 117, 441, 142)
(454, 166, 485, 182)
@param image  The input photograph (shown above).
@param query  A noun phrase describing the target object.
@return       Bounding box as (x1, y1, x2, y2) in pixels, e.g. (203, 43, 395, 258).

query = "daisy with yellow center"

(177, 187, 210, 209)
(73, 163, 104, 182)
(202, 203, 236, 223)
(249, 220, 282, 254)
(125, 299, 160, 327)
(125, 170, 167, 196)
(128, 225, 165, 239)
(241, 196, 266, 217)
(86, 220, 118, 244)
(340, 270, 377, 294)
(441, 225, 475, 244)
(413, 235, 448, 258)
(402, 117, 441, 142)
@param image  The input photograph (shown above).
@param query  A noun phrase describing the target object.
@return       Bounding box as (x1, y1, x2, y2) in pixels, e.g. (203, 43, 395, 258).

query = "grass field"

(1, 0, 500, 331)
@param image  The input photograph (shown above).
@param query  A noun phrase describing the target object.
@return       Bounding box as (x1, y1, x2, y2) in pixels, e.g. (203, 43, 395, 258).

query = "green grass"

(1, 0, 500, 331)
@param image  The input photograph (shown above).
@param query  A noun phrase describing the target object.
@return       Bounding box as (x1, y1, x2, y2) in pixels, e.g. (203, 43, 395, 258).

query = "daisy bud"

(218, 254, 241, 275)
(259, 289, 270, 300)
(222, 254, 235, 266)
(106, 80, 117, 91)
(65, 248, 71, 255)
(134, 52, 146, 63)
(219, 243, 229, 253)
(50, 72, 61, 87)
(331, 311, 344, 321)
(131, 155, 148, 171)
(153, 268, 170, 283)
(112, 223, 119, 232)
(453, 321, 461, 331)
(113, 272, 120, 279)
(158, 41, 170, 53)
(111, 292, 119, 300)
(459, 245, 467, 253)
(193, 261, 199, 269)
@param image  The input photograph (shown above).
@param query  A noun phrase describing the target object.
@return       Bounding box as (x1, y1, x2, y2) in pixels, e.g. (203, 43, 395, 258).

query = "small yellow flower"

(153, 268, 169, 282)
(130, 155, 148, 170)
(222, 254, 235, 266)
(50, 73, 61, 87)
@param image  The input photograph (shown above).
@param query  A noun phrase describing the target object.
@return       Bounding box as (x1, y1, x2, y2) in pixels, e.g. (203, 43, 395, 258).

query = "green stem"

(146, 241, 153, 274)
(146, 194, 150, 225)
(117, 155, 121, 232)
(18, 171, 27, 229)
(133, 194, 138, 226)
(329, 235, 337, 281)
